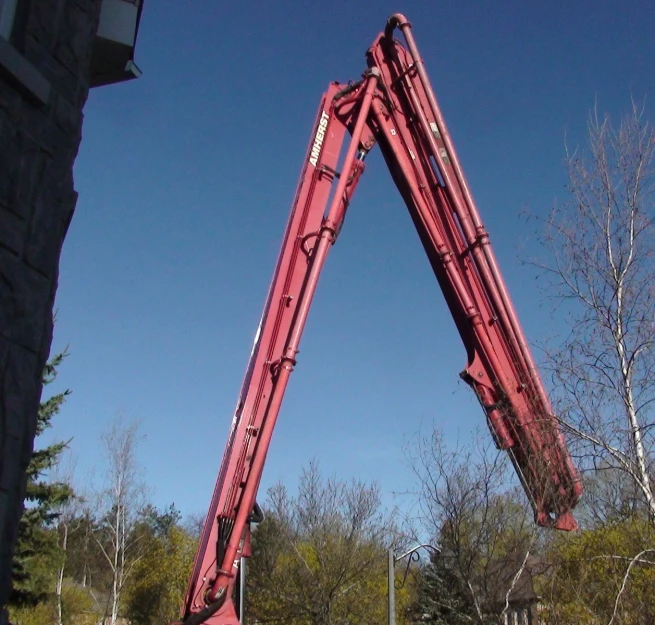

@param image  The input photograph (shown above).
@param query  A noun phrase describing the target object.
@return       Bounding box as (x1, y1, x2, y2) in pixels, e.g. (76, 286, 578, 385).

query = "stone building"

(0, 1, 143, 622)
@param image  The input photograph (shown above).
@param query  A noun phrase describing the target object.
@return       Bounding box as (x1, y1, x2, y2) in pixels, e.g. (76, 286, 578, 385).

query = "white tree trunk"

(93, 416, 147, 625)
(56, 521, 68, 625)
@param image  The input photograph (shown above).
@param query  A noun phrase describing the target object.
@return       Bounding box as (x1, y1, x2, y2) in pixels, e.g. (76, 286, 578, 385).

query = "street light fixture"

(388, 543, 441, 625)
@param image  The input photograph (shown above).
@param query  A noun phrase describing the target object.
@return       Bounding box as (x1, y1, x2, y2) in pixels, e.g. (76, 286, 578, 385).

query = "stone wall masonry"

(0, 1, 102, 622)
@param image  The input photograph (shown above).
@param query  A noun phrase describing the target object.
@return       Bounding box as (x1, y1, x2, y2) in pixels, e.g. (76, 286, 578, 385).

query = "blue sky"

(46, 0, 655, 520)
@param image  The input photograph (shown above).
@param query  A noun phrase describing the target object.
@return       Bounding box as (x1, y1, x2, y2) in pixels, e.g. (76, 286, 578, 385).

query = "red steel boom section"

(180, 14, 582, 625)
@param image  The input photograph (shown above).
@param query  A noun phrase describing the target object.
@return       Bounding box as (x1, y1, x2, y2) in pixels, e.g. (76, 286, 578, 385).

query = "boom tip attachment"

(538, 509, 579, 532)
(384, 13, 411, 39)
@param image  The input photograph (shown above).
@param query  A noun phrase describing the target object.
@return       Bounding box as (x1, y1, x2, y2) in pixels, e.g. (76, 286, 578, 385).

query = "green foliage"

(9, 579, 98, 625)
(10, 350, 74, 608)
(59, 581, 97, 625)
(8, 599, 57, 625)
(10, 504, 197, 625)
(123, 509, 197, 625)
(245, 463, 408, 625)
(538, 516, 655, 625)
(248, 517, 413, 625)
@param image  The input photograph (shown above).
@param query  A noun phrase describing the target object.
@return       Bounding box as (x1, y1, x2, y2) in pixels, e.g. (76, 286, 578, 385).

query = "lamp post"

(388, 543, 441, 625)
(388, 548, 395, 625)
(239, 556, 246, 622)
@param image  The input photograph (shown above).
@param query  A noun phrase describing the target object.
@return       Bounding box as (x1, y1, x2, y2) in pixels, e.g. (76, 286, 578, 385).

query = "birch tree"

(531, 101, 655, 523)
(50, 456, 82, 625)
(94, 416, 147, 625)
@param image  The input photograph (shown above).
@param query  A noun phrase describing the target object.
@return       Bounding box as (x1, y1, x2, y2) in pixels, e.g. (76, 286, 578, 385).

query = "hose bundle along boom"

(179, 14, 582, 625)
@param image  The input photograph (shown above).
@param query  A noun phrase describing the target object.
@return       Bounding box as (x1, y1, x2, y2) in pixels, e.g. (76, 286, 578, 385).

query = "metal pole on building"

(388, 548, 396, 625)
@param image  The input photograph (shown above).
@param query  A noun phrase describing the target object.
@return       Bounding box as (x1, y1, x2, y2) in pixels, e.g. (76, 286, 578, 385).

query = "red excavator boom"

(179, 14, 582, 625)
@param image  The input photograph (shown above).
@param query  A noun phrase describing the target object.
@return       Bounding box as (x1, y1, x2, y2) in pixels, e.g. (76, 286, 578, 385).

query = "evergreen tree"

(138, 503, 182, 538)
(10, 350, 74, 607)
(415, 551, 477, 625)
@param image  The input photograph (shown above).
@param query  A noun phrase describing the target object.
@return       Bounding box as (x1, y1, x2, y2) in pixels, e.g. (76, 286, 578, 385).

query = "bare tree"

(577, 462, 647, 527)
(93, 415, 148, 625)
(530, 101, 655, 523)
(406, 426, 538, 625)
(182, 512, 205, 541)
(247, 460, 401, 625)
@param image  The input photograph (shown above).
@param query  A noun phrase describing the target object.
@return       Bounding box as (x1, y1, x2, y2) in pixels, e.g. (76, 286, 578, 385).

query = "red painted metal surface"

(179, 15, 582, 625)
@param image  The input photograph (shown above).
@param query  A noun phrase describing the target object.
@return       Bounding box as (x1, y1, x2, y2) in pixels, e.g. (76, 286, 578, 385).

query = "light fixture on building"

(90, 0, 144, 88)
